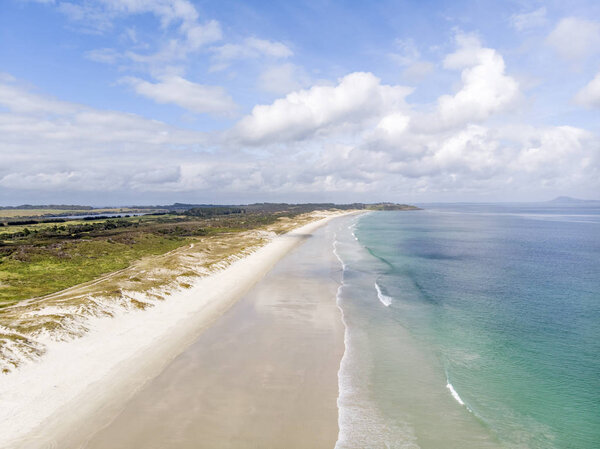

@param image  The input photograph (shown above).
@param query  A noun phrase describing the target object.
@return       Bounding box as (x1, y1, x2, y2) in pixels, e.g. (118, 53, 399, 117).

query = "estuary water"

(334, 204, 600, 448)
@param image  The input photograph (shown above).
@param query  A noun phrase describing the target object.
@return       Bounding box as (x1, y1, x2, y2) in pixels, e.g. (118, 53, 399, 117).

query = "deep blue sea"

(334, 204, 600, 449)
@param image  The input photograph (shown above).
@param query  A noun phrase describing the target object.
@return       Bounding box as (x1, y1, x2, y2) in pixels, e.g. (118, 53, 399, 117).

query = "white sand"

(0, 212, 353, 449)
(85, 215, 347, 448)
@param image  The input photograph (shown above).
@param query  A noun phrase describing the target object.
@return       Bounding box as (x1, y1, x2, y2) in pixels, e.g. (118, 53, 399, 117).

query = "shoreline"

(333, 235, 352, 448)
(83, 214, 349, 448)
(0, 211, 359, 448)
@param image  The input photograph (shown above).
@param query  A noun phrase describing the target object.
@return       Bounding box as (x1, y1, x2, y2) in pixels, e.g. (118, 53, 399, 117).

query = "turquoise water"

(334, 205, 600, 448)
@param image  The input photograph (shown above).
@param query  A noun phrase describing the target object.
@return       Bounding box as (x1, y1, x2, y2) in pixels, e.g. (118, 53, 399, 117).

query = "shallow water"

(335, 205, 600, 448)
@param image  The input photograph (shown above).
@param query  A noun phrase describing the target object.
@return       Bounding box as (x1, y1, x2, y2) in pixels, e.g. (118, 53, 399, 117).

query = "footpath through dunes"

(1, 211, 357, 449)
(82, 216, 348, 449)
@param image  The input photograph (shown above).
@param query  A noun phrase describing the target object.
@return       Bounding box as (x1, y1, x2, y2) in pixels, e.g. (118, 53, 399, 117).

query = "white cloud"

(257, 63, 311, 95)
(244, 37, 292, 58)
(119, 19, 222, 72)
(2, 30, 599, 204)
(210, 37, 292, 71)
(430, 125, 501, 177)
(546, 17, 600, 62)
(443, 32, 484, 69)
(56, 2, 113, 32)
(0, 73, 16, 83)
(0, 77, 204, 144)
(574, 72, 600, 108)
(0, 76, 212, 194)
(57, 0, 222, 73)
(432, 33, 520, 128)
(209, 35, 597, 200)
(182, 20, 222, 50)
(59, 0, 201, 32)
(122, 76, 237, 116)
(509, 126, 595, 178)
(510, 7, 547, 31)
(0, 81, 78, 115)
(233, 72, 412, 145)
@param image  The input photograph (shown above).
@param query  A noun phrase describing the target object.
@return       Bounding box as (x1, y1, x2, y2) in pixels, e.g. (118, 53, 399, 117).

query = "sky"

(0, 0, 599, 206)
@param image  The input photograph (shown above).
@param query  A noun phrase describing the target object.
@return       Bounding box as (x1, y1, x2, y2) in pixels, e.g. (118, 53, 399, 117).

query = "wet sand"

(83, 219, 345, 448)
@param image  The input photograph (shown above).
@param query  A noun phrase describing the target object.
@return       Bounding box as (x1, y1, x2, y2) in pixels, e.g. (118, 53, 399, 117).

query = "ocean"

(333, 204, 600, 448)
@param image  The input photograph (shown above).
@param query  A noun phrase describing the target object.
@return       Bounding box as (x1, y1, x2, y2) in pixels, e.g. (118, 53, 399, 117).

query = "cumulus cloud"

(2, 28, 599, 204)
(210, 37, 292, 71)
(508, 126, 597, 189)
(574, 72, 600, 108)
(206, 35, 595, 200)
(232, 72, 412, 145)
(122, 75, 237, 115)
(430, 33, 520, 129)
(546, 17, 600, 62)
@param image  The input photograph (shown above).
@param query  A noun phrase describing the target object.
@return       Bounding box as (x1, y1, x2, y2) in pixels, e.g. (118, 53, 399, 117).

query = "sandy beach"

(0, 212, 355, 448)
(84, 215, 346, 448)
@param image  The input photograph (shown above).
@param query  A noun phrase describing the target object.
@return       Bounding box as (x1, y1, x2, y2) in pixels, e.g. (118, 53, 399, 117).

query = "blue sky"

(0, 0, 599, 205)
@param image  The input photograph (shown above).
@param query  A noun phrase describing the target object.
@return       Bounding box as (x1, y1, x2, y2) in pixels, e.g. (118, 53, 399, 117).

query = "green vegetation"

(0, 202, 419, 307)
(0, 233, 185, 307)
(183, 207, 244, 217)
(365, 203, 421, 211)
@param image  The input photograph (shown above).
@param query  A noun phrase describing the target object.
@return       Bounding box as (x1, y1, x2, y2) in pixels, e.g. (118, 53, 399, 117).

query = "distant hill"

(549, 196, 600, 204)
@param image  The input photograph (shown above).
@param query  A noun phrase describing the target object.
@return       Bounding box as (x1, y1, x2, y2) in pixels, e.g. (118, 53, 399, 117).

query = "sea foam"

(332, 234, 351, 447)
(446, 382, 465, 406)
(446, 379, 473, 413)
(374, 281, 393, 307)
